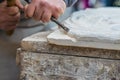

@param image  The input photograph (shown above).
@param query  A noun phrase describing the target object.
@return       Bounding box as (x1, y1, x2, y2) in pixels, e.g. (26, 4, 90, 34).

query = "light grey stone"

(19, 51, 120, 80)
(64, 8, 120, 42)
(47, 8, 120, 50)
(47, 30, 120, 50)
(21, 31, 120, 59)
(18, 31, 120, 80)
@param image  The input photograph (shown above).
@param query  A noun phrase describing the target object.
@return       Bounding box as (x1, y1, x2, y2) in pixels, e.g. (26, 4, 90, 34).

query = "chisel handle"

(7, 0, 16, 7)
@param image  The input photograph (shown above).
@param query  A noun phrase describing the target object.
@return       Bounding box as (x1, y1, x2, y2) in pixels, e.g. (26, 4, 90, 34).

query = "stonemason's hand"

(0, 0, 23, 31)
(24, 0, 66, 22)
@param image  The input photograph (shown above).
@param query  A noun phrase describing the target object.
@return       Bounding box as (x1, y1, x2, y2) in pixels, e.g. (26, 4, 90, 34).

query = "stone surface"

(18, 31, 120, 80)
(47, 8, 120, 50)
(19, 51, 120, 80)
(47, 30, 120, 50)
(21, 31, 120, 60)
(64, 7, 120, 41)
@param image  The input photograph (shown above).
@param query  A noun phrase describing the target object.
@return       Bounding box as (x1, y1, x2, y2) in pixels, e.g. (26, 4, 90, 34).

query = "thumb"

(15, 0, 23, 10)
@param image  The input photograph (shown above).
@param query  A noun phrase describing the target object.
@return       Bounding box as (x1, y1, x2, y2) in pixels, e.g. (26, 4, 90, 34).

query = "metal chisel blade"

(51, 17, 69, 32)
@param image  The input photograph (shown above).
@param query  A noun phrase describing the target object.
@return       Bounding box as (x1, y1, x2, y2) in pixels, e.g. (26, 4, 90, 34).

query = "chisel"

(51, 17, 69, 32)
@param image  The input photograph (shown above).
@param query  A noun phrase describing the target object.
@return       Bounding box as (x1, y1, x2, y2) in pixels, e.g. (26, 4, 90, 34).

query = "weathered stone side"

(19, 51, 120, 80)
(21, 32, 120, 60)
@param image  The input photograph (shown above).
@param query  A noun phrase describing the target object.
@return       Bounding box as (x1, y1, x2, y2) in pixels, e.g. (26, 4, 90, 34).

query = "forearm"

(63, 0, 78, 7)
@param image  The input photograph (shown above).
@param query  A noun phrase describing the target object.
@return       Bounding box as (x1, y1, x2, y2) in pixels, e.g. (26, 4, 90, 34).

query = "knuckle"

(54, 7, 59, 12)
(34, 11, 40, 21)
(54, 6, 63, 13)
(33, 13, 39, 21)
(52, 12, 60, 19)
(8, 7, 19, 15)
(44, 13, 51, 22)
(10, 7, 19, 12)
(41, 17, 47, 22)
(14, 7, 19, 12)
(56, 6, 62, 11)
(42, 17, 46, 22)
(14, 13, 20, 20)
(45, 17, 50, 22)
(40, 0, 46, 6)
(41, 19, 45, 22)
(26, 4, 36, 18)
(33, 16, 39, 21)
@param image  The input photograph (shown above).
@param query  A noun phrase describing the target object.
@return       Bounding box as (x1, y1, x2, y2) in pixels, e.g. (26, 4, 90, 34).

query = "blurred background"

(74, 0, 120, 10)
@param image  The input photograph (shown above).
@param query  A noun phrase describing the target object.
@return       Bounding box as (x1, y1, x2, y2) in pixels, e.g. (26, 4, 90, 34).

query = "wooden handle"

(7, 0, 16, 7)
(6, 0, 16, 36)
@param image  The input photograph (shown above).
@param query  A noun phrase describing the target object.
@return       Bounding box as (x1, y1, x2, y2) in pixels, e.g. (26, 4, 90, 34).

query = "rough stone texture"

(17, 31, 120, 80)
(21, 31, 120, 60)
(19, 51, 120, 80)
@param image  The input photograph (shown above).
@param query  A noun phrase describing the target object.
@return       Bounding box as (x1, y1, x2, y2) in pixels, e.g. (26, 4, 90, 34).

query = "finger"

(4, 25, 16, 31)
(15, 0, 24, 10)
(61, 1, 66, 12)
(61, 7, 65, 14)
(7, 6, 19, 16)
(52, 11, 60, 19)
(33, 5, 43, 21)
(24, 4, 28, 18)
(33, 6, 39, 20)
(7, 22, 17, 26)
(5, 12, 20, 22)
(52, 6, 63, 19)
(1, 23, 17, 31)
(12, 12, 20, 21)
(5, 19, 18, 26)
(25, 3, 36, 18)
(41, 10, 52, 22)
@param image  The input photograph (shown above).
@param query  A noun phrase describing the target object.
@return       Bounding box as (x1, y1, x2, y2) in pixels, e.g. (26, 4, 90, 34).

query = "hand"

(24, 0, 66, 22)
(0, 0, 23, 31)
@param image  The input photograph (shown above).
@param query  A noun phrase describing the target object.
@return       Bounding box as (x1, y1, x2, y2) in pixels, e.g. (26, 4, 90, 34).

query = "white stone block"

(47, 8, 120, 50)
